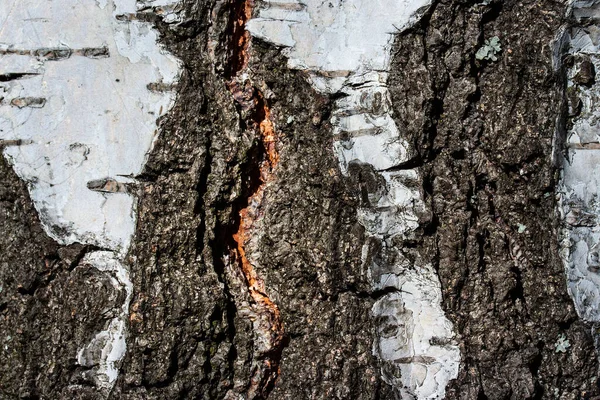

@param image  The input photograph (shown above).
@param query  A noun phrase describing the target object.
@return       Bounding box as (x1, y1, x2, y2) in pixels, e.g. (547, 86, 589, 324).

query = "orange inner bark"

(227, 0, 284, 391)
(232, 99, 282, 325)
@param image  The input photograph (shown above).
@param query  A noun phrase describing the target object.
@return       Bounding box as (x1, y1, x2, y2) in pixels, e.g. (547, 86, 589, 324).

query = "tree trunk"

(1, 0, 599, 399)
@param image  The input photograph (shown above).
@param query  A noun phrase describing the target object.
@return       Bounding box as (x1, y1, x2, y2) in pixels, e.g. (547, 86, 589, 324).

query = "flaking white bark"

(560, 0, 600, 325)
(0, 0, 180, 251)
(247, 1, 461, 398)
(76, 251, 134, 389)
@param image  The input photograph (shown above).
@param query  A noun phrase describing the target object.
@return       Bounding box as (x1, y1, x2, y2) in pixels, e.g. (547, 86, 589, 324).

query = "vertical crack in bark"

(226, 0, 253, 78)
(225, 0, 285, 397)
(231, 92, 284, 397)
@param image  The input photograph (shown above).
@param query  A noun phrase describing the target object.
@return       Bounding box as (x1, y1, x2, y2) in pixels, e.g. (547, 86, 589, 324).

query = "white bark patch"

(246, 0, 429, 74)
(247, 1, 460, 398)
(0, 0, 181, 391)
(77, 251, 134, 390)
(0, 0, 179, 251)
(560, 3, 600, 323)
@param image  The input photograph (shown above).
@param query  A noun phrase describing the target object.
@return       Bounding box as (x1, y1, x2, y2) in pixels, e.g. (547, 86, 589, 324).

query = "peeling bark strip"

(87, 178, 131, 194)
(560, 0, 600, 327)
(76, 251, 133, 390)
(246, 0, 460, 397)
(226, 1, 286, 396)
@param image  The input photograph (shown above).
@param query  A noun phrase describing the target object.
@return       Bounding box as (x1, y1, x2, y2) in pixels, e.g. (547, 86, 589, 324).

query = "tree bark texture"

(1, 0, 599, 399)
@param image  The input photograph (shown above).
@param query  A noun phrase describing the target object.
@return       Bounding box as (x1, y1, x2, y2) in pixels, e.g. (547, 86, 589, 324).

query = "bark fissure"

(229, 88, 285, 397)
(226, 0, 253, 79)
(223, 1, 286, 397)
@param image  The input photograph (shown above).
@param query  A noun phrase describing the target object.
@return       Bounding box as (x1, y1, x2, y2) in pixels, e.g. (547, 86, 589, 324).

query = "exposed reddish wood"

(226, 0, 285, 396)
(227, 0, 254, 77)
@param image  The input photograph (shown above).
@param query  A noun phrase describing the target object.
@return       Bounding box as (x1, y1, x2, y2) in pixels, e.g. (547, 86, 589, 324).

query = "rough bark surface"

(388, 0, 599, 398)
(0, 0, 599, 400)
(112, 2, 388, 399)
(0, 155, 112, 399)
